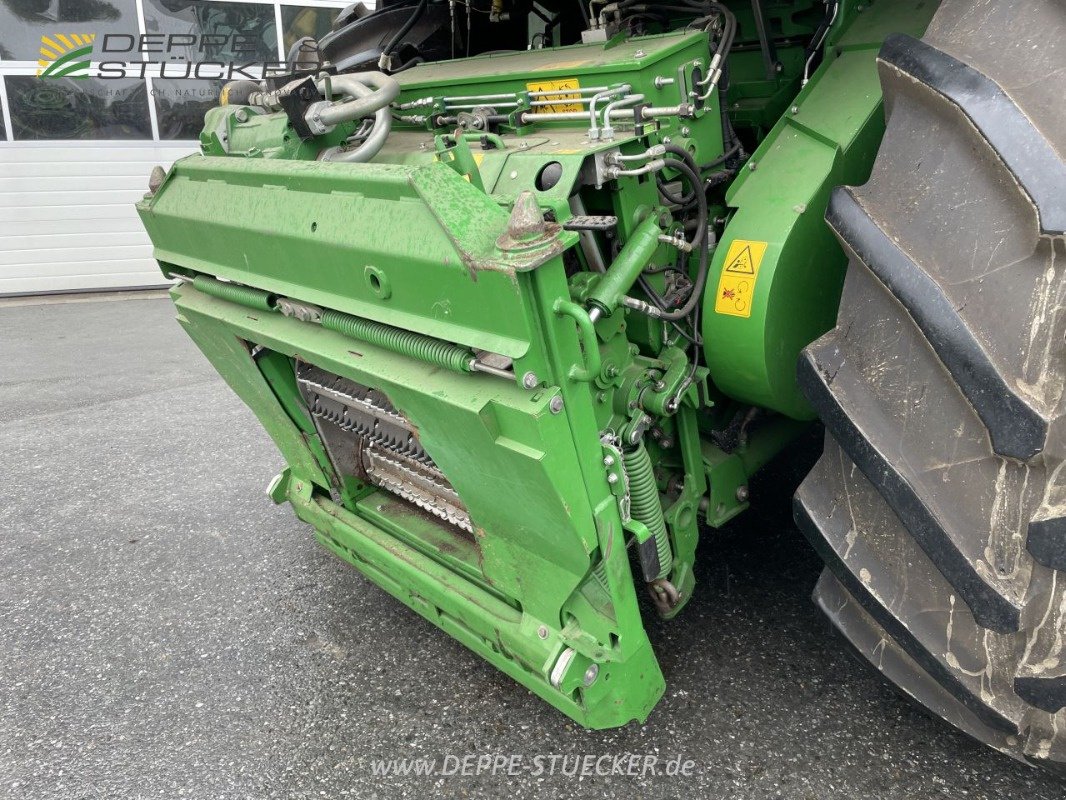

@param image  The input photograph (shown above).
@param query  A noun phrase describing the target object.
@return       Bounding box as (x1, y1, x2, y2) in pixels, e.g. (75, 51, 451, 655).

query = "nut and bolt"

(583, 664, 600, 686)
(603, 455, 615, 467)
(549, 395, 565, 414)
(522, 371, 539, 389)
(736, 485, 750, 502)
(607, 473, 620, 485)
(537, 625, 549, 640)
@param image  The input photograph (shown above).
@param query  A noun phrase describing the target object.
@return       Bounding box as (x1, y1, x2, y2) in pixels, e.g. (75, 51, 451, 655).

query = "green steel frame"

(137, 0, 938, 729)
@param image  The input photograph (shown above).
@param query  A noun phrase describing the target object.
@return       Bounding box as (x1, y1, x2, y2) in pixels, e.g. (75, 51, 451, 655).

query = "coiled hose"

(623, 442, 672, 581)
(319, 308, 474, 373)
(191, 275, 276, 312)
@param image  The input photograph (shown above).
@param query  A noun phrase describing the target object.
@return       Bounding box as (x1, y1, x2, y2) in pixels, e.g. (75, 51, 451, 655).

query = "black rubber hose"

(647, 159, 710, 322)
(380, 0, 427, 67)
(656, 144, 701, 207)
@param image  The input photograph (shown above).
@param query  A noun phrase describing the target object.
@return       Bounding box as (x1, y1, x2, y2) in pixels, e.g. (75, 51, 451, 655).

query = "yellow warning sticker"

(714, 239, 768, 318)
(526, 77, 582, 114)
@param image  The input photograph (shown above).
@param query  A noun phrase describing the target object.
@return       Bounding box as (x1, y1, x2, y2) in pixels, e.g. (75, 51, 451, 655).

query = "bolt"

(603, 455, 615, 467)
(607, 473, 619, 485)
(549, 395, 565, 414)
(583, 664, 600, 686)
(679, 126, 690, 137)
(791, 105, 799, 115)
(747, 160, 757, 171)
(634, 49, 646, 58)
(509, 170, 519, 179)
(660, 438, 673, 449)
(654, 381, 666, 391)
(537, 625, 549, 640)
(736, 485, 750, 502)
(522, 371, 539, 389)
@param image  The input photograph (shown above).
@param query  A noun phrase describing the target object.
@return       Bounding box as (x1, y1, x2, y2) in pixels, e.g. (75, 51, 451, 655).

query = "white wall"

(0, 141, 194, 295)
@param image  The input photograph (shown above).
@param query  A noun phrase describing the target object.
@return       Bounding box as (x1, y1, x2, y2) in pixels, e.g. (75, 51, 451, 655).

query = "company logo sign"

(33, 33, 307, 80)
(37, 34, 96, 79)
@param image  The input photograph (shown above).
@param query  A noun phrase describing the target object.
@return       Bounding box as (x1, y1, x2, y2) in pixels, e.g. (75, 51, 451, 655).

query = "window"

(280, 4, 337, 56)
(7, 74, 152, 139)
(0, 0, 140, 61)
(141, 0, 278, 64)
(152, 76, 220, 139)
(0, 0, 357, 141)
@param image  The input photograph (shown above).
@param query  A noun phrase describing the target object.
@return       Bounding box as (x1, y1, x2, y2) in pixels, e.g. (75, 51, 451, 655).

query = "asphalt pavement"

(2, 294, 1064, 799)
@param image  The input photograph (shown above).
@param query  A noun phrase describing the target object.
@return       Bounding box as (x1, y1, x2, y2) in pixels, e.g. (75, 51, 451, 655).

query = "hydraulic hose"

(656, 144, 702, 207)
(379, 0, 428, 70)
(624, 442, 672, 581)
(643, 158, 709, 321)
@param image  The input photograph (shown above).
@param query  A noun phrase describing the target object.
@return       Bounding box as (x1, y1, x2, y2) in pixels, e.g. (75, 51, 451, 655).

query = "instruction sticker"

(714, 239, 768, 318)
(526, 78, 582, 114)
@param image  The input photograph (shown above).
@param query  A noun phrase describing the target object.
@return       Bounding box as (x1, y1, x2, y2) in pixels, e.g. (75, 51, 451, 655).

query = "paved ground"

(2, 294, 1064, 799)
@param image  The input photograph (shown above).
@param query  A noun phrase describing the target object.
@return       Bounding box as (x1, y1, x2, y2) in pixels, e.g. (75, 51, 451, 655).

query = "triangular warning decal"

(724, 245, 756, 274)
(714, 239, 768, 318)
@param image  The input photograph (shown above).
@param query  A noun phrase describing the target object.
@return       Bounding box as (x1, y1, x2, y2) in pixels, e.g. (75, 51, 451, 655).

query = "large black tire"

(795, 0, 1066, 770)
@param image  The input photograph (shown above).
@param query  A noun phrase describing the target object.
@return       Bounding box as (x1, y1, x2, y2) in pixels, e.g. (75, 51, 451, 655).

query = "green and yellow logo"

(37, 34, 96, 79)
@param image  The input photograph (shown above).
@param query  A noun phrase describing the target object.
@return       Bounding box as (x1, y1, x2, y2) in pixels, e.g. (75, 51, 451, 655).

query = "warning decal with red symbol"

(713, 239, 768, 318)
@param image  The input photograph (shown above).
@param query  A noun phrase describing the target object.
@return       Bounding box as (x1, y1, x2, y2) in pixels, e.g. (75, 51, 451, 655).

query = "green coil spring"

(320, 309, 474, 374)
(191, 275, 276, 312)
(623, 442, 673, 581)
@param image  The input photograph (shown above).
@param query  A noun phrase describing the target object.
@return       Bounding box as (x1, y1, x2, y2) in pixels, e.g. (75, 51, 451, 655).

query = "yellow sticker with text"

(714, 239, 768, 318)
(525, 77, 582, 114)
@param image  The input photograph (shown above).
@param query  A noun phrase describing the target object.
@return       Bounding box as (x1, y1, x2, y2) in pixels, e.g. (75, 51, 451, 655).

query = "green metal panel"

(140, 157, 575, 359)
(172, 282, 665, 728)
(702, 0, 939, 419)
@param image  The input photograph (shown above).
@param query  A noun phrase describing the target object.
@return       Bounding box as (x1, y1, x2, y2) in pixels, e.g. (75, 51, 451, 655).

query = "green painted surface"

(703, 0, 940, 419)
(137, 0, 937, 730)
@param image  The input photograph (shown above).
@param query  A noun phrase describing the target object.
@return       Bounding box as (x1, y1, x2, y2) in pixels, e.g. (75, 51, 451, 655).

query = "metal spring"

(623, 442, 673, 581)
(191, 275, 276, 312)
(319, 309, 473, 374)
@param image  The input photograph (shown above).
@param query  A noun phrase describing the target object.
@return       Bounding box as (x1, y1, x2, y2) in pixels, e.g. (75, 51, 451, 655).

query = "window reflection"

(7, 75, 152, 139)
(0, 0, 138, 61)
(152, 76, 219, 139)
(141, 0, 278, 64)
(281, 4, 335, 56)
